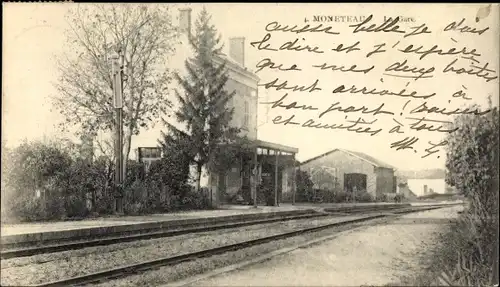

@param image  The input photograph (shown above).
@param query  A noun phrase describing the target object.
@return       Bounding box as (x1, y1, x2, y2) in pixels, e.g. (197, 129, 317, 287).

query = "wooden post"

(111, 53, 124, 214)
(114, 108, 123, 213)
(253, 147, 258, 208)
(240, 153, 243, 193)
(292, 153, 296, 205)
(275, 150, 279, 207)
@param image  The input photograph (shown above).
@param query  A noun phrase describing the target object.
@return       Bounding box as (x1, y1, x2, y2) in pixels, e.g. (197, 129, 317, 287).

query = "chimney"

(179, 8, 192, 36)
(229, 37, 245, 67)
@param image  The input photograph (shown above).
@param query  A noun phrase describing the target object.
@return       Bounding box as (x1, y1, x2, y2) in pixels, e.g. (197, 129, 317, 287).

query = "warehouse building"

(300, 148, 397, 197)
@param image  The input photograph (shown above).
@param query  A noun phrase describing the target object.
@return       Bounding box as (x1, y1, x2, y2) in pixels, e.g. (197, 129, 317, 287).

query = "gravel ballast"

(91, 215, 395, 287)
(186, 206, 463, 287)
(0, 215, 365, 286)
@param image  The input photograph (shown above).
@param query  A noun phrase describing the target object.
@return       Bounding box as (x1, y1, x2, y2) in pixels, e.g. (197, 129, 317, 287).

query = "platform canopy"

(220, 138, 299, 155)
(252, 139, 299, 154)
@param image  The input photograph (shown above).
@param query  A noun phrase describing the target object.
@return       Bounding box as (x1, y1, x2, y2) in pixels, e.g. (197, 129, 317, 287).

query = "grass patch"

(390, 208, 497, 286)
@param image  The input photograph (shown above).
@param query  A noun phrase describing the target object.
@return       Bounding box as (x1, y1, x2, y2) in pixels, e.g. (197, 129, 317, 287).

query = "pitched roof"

(213, 52, 260, 82)
(177, 35, 260, 83)
(300, 148, 395, 170)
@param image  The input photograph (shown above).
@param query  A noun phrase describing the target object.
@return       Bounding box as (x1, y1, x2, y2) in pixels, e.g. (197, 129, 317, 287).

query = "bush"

(1, 138, 213, 222)
(376, 193, 388, 202)
(64, 193, 89, 218)
(428, 101, 499, 285)
(321, 189, 348, 203)
(125, 160, 146, 185)
(1, 140, 120, 222)
(295, 170, 314, 202)
(324, 189, 376, 203)
(394, 193, 405, 203)
(12, 197, 45, 222)
(257, 180, 275, 206)
(408, 209, 497, 287)
(122, 153, 208, 214)
(61, 159, 106, 218)
(395, 101, 498, 287)
(356, 191, 374, 203)
(1, 140, 73, 222)
(333, 190, 349, 202)
(88, 157, 114, 215)
(445, 211, 496, 286)
(147, 154, 190, 198)
(320, 189, 332, 202)
(123, 180, 150, 215)
(180, 189, 209, 210)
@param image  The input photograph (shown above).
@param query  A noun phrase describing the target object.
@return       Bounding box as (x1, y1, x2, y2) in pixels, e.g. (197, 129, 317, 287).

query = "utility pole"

(292, 155, 296, 205)
(253, 149, 258, 208)
(111, 52, 124, 214)
(275, 150, 279, 207)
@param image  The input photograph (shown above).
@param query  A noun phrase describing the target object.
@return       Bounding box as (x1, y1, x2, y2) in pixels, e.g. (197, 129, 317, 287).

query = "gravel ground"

(0, 214, 364, 286)
(186, 206, 463, 287)
(91, 216, 393, 287)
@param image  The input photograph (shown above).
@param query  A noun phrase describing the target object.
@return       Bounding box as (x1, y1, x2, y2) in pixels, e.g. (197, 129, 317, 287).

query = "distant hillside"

(396, 168, 446, 180)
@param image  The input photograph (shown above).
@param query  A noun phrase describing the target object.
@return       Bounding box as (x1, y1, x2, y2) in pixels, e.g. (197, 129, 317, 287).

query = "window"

(138, 147, 162, 174)
(244, 101, 249, 129)
(138, 147, 162, 161)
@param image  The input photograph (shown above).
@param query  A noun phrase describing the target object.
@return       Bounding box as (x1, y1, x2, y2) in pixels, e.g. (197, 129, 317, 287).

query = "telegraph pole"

(111, 52, 124, 214)
(292, 155, 296, 205)
(274, 150, 279, 207)
(253, 149, 258, 208)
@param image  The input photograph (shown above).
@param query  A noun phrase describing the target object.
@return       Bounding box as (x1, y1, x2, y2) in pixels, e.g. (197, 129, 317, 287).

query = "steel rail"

(29, 205, 453, 287)
(2, 204, 460, 259)
(1, 212, 332, 259)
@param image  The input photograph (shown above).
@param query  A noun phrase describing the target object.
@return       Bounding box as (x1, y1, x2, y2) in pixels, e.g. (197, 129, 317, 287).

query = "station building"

(132, 8, 299, 207)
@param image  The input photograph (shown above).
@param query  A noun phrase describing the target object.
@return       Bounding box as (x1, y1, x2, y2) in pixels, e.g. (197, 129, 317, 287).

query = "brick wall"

(301, 150, 377, 196)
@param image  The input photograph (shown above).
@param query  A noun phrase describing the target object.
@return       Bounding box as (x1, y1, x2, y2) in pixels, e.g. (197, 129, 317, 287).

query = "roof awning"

(259, 153, 297, 166)
(252, 139, 299, 154)
(220, 138, 299, 154)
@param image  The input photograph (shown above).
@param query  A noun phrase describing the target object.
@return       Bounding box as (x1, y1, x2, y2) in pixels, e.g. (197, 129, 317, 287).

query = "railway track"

(1, 211, 334, 259)
(25, 204, 457, 287)
(1, 204, 460, 260)
(1, 203, 430, 259)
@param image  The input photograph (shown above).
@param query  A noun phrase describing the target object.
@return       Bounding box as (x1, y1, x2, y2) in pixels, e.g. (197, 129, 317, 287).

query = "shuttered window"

(243, 100, 249, 129)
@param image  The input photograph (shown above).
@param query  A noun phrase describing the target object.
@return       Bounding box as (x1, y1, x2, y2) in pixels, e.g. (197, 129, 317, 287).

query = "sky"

(2, 3, 499, 171)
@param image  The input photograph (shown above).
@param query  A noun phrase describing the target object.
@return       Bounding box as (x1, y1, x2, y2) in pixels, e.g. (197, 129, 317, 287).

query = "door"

(275, 166, 283, 204)
(261, 162, 282, 205)
(344, 173, 368, 192)
(241, 160, 252, 202)
(218, 171, 227, 202)
(393, 176, 397, 193)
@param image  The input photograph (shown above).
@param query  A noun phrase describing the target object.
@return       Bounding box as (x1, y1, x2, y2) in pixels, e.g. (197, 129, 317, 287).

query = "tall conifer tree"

(161, 8, 240, 192)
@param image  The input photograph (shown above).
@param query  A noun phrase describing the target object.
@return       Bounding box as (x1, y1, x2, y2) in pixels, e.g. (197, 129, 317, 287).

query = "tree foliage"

(310, 167, 339, 190)
(444, 99, 499, 286)
(295, 169, 314, 202)
(1, 140, 83, 221)
(445, 100, 499, 217)
(52, 3, 179, 171)
(1, 138, 210, 223)
(161, 8, 241, 192)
